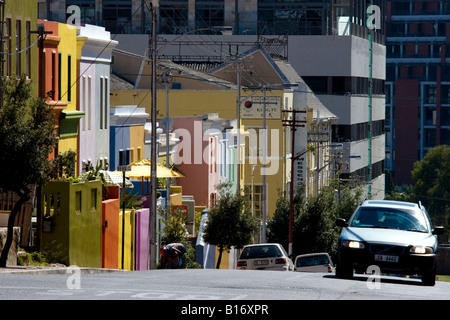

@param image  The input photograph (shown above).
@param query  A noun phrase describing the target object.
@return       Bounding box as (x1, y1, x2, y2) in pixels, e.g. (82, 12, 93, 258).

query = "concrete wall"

(0, 227, 20, 266)
(118, 209, 135, 271)
(101, 198, 119, 269)
(41, 180, 102, 268)
(135, 208, 150, 270)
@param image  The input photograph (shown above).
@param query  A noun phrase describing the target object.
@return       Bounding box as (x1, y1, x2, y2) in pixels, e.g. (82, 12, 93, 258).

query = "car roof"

(295, 252, 330, 259)
(361, 200, 421, 210)
(243, 243, 281, 248)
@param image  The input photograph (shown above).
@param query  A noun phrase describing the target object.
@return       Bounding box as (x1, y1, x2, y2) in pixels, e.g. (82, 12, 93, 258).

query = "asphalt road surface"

(1, 268, 449, 301)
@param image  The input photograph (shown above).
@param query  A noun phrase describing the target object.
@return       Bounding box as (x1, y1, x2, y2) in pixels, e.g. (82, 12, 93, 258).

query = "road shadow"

(322, 274, 424, 286)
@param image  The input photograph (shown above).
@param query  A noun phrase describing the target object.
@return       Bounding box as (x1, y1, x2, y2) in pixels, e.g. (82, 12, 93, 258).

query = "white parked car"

(237, 243, 294, 271)
(294, 253, 335, 273)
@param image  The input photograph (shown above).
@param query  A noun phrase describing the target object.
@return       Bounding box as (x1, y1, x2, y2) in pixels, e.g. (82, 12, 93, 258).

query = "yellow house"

(56, 22, 85, 175)
(3, 0, 38, 93)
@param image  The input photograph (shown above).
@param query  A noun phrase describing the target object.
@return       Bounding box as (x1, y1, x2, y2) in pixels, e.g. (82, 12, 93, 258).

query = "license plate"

(254, 260, 269, 266)
(374, 254, 399, 263)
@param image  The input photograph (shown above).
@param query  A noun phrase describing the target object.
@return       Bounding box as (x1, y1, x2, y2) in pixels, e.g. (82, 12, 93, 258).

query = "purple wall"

(135, 208, 149, 270)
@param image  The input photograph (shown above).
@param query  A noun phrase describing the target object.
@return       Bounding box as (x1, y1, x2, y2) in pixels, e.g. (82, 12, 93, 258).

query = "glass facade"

(40, 0, 384, 39)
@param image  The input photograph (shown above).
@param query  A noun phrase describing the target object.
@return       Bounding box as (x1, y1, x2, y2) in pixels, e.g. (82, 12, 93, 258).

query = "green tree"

(203, 182, 259, 269)
(0, 76, 58, 267)
(267, 184, 363, 260)
(158, 206, 200, 269)
(411, 145, 450, 239)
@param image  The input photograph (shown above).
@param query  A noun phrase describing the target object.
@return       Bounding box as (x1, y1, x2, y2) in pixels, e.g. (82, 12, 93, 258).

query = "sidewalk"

(0, 265, 126, 275)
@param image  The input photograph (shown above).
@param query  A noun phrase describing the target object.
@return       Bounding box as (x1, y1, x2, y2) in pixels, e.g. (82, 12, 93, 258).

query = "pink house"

(171, 115, 222, 208)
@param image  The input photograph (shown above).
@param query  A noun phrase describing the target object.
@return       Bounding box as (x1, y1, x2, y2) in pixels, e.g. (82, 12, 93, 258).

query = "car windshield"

(240, 245, 282, 259)
(350, 207, 429, 232)
(296, 255, 330, 268)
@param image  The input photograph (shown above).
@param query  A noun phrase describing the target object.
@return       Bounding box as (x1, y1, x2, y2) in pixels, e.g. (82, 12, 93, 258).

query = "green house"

(41, 180, 102, 268)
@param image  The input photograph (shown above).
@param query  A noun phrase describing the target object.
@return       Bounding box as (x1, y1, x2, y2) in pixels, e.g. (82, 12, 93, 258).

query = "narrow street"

(1, 269, 449, 301)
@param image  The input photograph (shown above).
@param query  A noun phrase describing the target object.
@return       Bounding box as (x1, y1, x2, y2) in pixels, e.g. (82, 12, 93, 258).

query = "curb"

(0, 266, 127, 275)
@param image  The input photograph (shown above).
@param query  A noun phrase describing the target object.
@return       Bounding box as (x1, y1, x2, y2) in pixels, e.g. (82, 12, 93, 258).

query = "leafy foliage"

(50, 150, 77, 179)
(411, 145, 450, 239)
(120, 190, 146, 210)
(0, 76, 58, 195)
(0, 76, 58, 267)
(203, 182, 259, 268)
(158, 206, 200, 269)
(387, 145, 450, 240)
(267, 184, 364, 261)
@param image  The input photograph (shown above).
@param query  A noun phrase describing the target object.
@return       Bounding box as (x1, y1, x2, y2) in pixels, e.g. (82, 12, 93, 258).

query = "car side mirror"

(432, 226, 444, 235)
(336, 218, 348, 228)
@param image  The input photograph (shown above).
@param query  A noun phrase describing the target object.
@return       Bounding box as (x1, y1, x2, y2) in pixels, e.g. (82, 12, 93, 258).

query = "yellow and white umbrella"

(125, 159, 184, 179)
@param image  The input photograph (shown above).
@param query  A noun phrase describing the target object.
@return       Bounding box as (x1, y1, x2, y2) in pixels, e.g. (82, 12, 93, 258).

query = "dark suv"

(336, 200, 444, 286)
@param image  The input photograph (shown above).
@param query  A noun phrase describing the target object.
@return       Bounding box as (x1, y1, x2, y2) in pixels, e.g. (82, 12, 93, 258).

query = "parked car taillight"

(275, 258, 287, 264)
(328, 265, 333, 273)
(237, 261, 247, 267)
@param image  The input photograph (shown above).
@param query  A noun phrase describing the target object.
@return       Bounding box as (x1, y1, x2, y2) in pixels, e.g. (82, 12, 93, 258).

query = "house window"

(250, 184, 263, 219)
(51, 52, 57, 99)
(67, 55, 72, 102)
(119, 149, 130, 166)
(81, 76, 86, 131)
(100, 77, 104, 129)
(75, 191, 82, 214)
(5, 18, 11, 77)
(91, 188, 97, 211)
(88, 76, 92, 130)
(26, 21, 31, 78)
(15, 19, 21, 76)
(104, 77, 108, 129)
(58, 53, 62, 100)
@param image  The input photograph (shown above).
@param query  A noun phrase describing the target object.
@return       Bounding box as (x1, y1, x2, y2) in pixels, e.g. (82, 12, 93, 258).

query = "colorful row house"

(78, 25, 118, 173)
(2, 3, 152, 269)
(37, 20, 117, 174)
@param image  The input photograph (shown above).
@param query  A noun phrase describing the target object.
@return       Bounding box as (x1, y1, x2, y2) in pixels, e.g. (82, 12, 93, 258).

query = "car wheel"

(421, 267, 436, 286)
(336, 263, 353, 279)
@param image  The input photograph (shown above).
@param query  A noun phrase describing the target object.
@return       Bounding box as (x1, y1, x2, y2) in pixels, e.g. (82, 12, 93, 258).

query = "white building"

(77, 24, 118, 172)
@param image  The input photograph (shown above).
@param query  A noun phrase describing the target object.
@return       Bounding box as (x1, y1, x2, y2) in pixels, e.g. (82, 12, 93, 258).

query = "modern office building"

(38, 0, 385, 36)
(386, 0, 450, 184)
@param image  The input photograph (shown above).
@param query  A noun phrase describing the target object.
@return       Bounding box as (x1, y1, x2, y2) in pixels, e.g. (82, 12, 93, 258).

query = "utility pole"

(149, 0, 158, 270)
(163, 67, 171, 209)
(282, 109, 306, 256)
(236, 60, 241, 193)
(367, 4, 373, 198)
(261, 88, 267, 243)
(0, 0, 5, 109)
(32, 23, 52, 249)
(229, 57, 252, 194)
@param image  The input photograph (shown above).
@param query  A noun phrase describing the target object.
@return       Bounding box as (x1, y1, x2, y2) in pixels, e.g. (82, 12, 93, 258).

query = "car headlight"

(410, 246, 433, 254)
(343, 240, 365, 249)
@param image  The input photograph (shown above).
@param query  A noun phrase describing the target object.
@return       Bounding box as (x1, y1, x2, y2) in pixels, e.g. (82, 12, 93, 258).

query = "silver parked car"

(336, 200, 444, 286)
(294, 253, 335, 273)
(237, 243, 294, 271)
